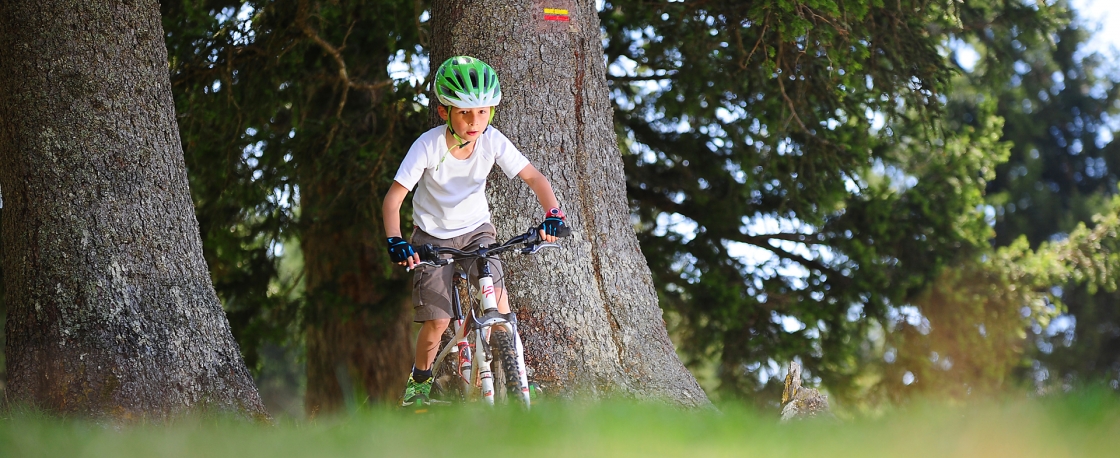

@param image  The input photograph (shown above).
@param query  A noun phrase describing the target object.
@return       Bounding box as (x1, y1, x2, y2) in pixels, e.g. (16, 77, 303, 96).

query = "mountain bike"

(408, 225, 569, 408)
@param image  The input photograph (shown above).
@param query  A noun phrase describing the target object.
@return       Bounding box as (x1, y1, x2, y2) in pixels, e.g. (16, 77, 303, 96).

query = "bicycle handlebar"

(405, 225, 570, 271)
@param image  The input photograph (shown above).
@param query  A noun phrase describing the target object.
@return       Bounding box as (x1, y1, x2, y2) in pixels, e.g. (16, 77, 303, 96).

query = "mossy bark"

(0, 0, 267, 419)
(429, 0, 708, 405)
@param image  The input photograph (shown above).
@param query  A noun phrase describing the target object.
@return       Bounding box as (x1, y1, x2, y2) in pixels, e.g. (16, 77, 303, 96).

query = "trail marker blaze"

(535, 0, 577, 33)
(544, 7, 570, 22)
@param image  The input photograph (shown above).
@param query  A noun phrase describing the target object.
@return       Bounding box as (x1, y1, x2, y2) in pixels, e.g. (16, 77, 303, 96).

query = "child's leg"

(495, 288, 511, 314)
(403, 317, 449, 406)
(415, 318, 451, 370)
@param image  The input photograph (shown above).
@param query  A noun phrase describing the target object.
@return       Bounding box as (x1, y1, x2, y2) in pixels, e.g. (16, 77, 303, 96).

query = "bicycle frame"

(412, 227, 568, 408)
(430, 254, 532, 406)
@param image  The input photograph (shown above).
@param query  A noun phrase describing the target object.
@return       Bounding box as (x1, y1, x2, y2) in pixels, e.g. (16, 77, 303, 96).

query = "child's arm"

(517, 164, 563, 242)
(382, 182, 420, 268)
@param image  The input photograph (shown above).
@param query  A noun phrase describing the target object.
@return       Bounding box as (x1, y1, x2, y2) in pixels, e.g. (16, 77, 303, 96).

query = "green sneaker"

(401, 373, 433, 407)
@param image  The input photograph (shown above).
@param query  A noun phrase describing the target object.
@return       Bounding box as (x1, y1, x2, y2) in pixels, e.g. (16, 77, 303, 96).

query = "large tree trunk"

(0, 205, 5, 402)
(301, 185, 413, 414)
(290, 1, 418, 414)
(0, 0, 267, 419)
(430, 0, 708, 405)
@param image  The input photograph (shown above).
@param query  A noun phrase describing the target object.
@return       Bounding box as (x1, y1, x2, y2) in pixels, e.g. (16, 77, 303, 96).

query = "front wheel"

(490, 326, 529, 407)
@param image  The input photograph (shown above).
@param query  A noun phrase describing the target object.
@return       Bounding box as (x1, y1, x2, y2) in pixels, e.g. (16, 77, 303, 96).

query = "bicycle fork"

(512, 325, 531, 405)
(444, 267, 531, 406)
(472, 321, 530, 406)
(477, 272, 531, 406)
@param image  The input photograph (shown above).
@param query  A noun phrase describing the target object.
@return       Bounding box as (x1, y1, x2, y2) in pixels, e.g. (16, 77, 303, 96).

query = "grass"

(2, 391, 1119, 458)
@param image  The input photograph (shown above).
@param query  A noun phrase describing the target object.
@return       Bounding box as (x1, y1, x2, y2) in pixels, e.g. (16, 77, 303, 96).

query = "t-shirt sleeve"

(489, 128, 531, 179)
(393, 136, 432, 191)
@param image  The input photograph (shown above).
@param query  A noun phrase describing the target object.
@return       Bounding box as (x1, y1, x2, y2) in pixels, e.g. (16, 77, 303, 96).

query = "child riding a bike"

(382, 55, 566, 407)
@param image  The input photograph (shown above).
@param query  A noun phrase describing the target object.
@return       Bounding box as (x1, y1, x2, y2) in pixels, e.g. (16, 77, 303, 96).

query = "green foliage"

(884, 236, 1058, 401)
(828, 190, 1120, 402)
(163, 0, 301, 370)
(3, 395, 1120, 457)
(148, 0, 1119, 411)
(962, 7, 1120, 248)
(949, 1, 1120, 389)
(601, 0, 1042, 406)
(161, 0, 428, 372)
(1030, 196, 1120, 389)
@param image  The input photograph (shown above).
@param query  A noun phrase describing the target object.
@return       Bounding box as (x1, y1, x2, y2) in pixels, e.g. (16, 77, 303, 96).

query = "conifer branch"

(296, 0, 392, 155)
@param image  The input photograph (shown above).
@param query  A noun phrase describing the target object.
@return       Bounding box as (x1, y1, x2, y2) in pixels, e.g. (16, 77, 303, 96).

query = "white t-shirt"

(393, 125, 531, 238)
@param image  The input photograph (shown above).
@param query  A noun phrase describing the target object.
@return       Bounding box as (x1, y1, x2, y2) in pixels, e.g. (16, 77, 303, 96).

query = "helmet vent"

(453, 71, 467, 91)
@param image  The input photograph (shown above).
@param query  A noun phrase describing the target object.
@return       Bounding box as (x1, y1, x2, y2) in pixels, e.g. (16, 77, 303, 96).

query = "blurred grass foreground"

(2, 392, 1119, 458)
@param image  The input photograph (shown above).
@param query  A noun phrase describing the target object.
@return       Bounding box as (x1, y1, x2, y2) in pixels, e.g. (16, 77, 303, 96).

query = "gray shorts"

(410, 223, 505, 322)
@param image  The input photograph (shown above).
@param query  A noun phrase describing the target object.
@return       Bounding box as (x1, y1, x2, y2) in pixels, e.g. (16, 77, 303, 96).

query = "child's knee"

(423, 318, 451, 332)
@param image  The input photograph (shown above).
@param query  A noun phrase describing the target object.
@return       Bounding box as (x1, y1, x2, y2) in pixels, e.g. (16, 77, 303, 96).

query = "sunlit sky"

(1074, 0, 1120, 55)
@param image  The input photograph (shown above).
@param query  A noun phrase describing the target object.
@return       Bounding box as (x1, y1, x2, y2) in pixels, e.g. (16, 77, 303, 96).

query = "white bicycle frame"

(431, 268, 531, 406)
(413, 229, 564, 408)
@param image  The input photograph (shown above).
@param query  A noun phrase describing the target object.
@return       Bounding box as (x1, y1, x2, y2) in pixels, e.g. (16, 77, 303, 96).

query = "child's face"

(438, 105, 493, 142)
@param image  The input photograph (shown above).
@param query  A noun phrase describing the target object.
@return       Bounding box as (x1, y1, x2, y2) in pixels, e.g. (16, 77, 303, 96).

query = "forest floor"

(1, 390, 1118, 457)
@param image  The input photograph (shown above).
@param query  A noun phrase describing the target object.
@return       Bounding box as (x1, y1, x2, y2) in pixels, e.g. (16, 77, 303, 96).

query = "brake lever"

(406, 260, 442, 272)
(522, 242, 561, 255)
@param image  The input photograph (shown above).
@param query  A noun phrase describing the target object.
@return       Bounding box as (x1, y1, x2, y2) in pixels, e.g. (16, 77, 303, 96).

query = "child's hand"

(538, 215, 565, 243)
(387, 237, 420, 268)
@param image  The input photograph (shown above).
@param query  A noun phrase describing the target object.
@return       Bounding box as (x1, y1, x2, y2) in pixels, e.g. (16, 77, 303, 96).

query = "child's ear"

(437, 105, 449, 121)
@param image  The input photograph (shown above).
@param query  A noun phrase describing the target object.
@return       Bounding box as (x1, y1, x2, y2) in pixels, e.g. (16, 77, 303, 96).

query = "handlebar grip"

(417, 243, 439, 263)
(556, 225, 571, 238)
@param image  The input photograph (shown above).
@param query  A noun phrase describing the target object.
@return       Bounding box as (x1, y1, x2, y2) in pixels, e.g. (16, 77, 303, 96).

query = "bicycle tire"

(489, 326, 525, 405)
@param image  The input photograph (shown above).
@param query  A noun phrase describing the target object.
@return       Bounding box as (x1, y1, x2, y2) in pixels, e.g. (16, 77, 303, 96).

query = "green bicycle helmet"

(433, 56, 502, 108)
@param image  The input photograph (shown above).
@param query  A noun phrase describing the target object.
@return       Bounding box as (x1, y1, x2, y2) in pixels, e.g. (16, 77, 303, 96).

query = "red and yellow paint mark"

(544, 7, 570, 22)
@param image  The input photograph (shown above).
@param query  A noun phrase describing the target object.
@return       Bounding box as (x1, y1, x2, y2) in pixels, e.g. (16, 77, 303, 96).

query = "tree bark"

(0, 0, 268, 419)
(430, 0, 708, 405)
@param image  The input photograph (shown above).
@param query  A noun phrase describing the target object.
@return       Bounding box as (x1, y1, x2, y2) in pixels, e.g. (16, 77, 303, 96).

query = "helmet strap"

(443, 105, 481, 149)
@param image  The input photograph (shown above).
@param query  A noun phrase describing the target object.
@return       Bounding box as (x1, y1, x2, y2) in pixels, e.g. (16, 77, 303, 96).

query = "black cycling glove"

(386, 236, 415, 263)
(538, 216, 565, 237)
